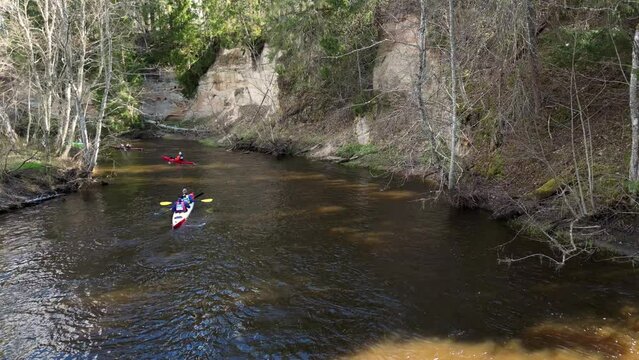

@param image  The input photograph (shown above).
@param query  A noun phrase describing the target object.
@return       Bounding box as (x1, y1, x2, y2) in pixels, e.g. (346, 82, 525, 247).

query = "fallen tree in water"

(230, 136, 294, 159)
(143, 120, 203, 133)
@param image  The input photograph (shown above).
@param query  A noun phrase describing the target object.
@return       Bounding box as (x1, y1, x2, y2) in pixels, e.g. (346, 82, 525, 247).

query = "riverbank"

(5, 140, 639, 359)
(0, 161, 87, 214)
(175, 117, 635, 264)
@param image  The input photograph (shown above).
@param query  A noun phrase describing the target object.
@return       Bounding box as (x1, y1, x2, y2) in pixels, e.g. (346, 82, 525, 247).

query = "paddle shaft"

(160, 192, 206, 206)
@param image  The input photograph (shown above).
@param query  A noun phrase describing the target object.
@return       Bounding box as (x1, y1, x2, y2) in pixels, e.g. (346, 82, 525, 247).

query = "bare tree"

(630, 24, 639, 182)
(416, 0, 442, 170)
(0, 0, 120, 173)
(447, 0, 458, 190)
(87, 0, 113, 171)
(525, 0, 541, 117)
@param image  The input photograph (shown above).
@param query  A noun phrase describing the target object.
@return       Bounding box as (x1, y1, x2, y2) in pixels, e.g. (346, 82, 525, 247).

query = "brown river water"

(2, 139, 639, 359)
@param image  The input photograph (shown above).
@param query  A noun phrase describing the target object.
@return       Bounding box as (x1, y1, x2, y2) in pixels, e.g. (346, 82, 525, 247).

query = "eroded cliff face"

(373, 17, 419, 94)
(186, 46, 280, 127)
(373, 15, 451, 136)
(140, 69, 190, 122)
(140, 16, 457, 162)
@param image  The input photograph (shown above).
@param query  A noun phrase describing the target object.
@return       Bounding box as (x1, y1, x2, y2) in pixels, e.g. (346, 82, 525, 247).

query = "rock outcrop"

(373, 17, 419, 94)
(186, 46, 279, 127)
(140, 69, 190, 122)
(372, 15, 455, 152)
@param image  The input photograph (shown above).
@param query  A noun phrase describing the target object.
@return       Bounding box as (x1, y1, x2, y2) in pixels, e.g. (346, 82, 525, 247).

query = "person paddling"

(175, 151, 184, 161)
(171, 198, 189, 213)
(171, 188, 194, 213)
(180, 188, 194, 204)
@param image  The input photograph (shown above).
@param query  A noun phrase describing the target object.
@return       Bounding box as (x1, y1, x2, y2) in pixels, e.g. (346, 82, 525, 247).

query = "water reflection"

(345, 337, 606, 360)
(1, 140, 639, 358)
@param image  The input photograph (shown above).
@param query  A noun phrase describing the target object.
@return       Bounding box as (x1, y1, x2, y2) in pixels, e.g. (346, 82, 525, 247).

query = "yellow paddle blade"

(160, 201, 172, 206)
(199, 198, 214, 203)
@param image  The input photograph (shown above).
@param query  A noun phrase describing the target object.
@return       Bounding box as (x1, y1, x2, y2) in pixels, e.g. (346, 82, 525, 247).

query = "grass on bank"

(0, 149, 79, 181)
(198, 137, 225, 147)
(336, 143, 378, 158)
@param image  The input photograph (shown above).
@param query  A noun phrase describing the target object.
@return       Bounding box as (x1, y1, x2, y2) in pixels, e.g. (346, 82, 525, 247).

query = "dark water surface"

(2, 140, 639, 359)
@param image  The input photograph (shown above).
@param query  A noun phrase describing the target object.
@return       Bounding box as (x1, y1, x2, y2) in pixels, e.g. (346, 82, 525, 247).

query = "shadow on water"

(2, 139, 639, 358)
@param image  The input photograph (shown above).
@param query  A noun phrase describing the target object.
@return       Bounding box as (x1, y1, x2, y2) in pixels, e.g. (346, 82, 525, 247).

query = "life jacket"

(181, 193, 194, 203)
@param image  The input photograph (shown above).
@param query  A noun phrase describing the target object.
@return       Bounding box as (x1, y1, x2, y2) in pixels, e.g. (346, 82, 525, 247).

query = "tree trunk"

(88, 0, 112, 172)
(26, 76, 32, 144)
(0, 109, 19, 144)
(447, 0, 458, 190)
(57, 83, 72, 153)
(416, 0, 440, 168)
(629, 25, 639, 182)
(526, 0, 541, 116)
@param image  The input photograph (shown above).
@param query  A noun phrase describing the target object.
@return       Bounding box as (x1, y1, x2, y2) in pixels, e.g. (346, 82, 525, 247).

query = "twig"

(321, 39, 389, 59)
(7, 150, 40, 174)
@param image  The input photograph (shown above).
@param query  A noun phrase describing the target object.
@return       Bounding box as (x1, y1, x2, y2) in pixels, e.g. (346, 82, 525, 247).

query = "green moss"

(508, 218, 548, 239)
(352, 92, 376, 116)
(336, 143, 378, 158)
(534, 178, 561, 199)
(598, 179, 624, 201)
(476, 151, 504, 178)
(5, 161, 47, 175)
(589, 162, 625, 200)
(509, 217, 578, 247)
(547, 106, 572, 130)
(473, 110, 499, 149)
(486, 153, 504, 178)
(626, 180, 639, 195)
(19, 162, 45, 171)
(198, 137, 224, 147)
(340, 147, 405, 174)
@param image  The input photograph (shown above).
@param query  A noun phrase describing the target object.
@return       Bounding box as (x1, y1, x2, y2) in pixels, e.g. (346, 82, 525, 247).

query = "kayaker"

(171, 198, 190, 213)
(180, 188, 194, 204)
(175, 151, 184, 161)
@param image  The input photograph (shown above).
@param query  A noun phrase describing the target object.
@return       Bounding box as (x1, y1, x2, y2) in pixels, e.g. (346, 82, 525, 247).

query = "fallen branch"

(144, 120, 201, 133)
(295, 144, 321, 156)
(321, 39, 389, 59)
(6, 151, 40, 174)
(24, 192, 63, 205)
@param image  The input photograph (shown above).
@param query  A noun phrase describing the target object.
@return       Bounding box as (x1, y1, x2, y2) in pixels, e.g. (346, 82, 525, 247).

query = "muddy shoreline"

(0, 167, 88, 214)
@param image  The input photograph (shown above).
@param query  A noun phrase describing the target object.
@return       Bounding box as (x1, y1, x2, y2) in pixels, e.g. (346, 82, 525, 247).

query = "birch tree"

(630, 23, 639, 182)
(87, 0, 113, 170)
(0, 7, 19, 145)
(0, 0, 121, 173)
(416, 0, 441, 170)
(447, 0, 458, 190)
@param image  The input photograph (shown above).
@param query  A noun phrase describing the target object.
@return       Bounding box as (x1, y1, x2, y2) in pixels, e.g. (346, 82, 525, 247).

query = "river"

(1, 139, 639, 359)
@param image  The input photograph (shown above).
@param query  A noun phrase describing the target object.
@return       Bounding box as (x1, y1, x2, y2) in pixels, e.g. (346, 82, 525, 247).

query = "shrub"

(336, 143, 378, 158)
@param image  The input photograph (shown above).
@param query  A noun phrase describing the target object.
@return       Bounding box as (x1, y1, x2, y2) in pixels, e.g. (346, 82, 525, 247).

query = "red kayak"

(162, 155, 195, 165)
